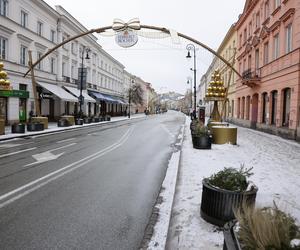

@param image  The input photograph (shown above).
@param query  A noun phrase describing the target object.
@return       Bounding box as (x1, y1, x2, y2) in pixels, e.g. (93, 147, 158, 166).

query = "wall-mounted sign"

(115, 30, 138, 48)
(0, 90, 29, 98)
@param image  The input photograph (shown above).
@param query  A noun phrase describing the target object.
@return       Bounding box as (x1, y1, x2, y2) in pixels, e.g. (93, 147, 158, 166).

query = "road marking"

(56, 138, 75, 144)
(0, 147, 37, 159)
(49, 143, 77, 152)
(0, 144, 22, 148)
(160, 124, 175, 138)
(23, 143, 76, 167)
(0, 126, 134, 209)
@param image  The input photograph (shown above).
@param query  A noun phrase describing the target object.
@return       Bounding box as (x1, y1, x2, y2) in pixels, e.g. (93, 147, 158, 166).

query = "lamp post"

(79, 46, 90, 118)
(186, 44, 197, 119)
(187, 78, 192, 110)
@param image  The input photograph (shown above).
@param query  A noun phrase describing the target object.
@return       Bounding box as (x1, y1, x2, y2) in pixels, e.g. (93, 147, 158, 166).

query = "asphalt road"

(0, 111, 185, 250)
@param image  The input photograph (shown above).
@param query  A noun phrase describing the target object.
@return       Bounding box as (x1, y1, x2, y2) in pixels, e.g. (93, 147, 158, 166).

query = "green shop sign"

(0, 89, 29, 98)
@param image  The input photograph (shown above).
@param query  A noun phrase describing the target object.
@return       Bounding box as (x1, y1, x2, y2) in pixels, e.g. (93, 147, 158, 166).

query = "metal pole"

(193, 47, 197, 119)
(79, 48, 84, 118)
(128, 88, 131, 119)
(190, 80, 192, 110)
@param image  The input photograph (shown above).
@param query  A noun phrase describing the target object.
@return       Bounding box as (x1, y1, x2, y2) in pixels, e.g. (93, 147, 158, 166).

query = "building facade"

(234, 0, 300, 140)
(0, 0, 151, 124)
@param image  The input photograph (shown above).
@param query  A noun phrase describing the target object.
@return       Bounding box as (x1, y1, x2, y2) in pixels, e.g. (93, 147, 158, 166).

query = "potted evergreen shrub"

(191, 123, 212, 149)
(27, 122, 44, 131)
(200, 166, 258, 227)
(11, 123, 25, 133)
(223, 203, 300, 250)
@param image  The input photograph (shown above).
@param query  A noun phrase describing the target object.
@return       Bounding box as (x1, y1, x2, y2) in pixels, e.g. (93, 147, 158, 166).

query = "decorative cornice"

(269, 20, 281, 32)
(271, 6, 281, 17)
(0, 24, 15, 35)
(17, 34, 34, 44)
(282, 0, 289, 4)
(259, 26, 270, 40)
(262, 17, 270, 26)
(279, 8, 295, 23)
(251, 36, 260, 47)
(34, 42, 48, 50)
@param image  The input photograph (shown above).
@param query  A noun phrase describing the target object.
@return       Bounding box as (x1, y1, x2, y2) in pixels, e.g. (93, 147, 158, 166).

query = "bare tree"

(128, 83, 144, 105)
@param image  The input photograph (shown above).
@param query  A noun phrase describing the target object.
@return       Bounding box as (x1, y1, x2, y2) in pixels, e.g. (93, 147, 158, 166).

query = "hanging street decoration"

(0, 62, 11, 91)
(113, 18, 140, 48)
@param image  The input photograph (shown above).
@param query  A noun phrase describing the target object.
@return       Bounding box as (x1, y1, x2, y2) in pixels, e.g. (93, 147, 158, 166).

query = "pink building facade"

(234, 0, 300, 140)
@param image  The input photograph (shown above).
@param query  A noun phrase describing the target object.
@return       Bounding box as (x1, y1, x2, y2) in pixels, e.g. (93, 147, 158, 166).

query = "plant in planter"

(200, 165, 258, 227)
(191, 123, 212, 149)
(27, 122, 44, 131)
(105, 115, 111, 121)
(223, 203, 300, 250)
(11, 123, 25, 133)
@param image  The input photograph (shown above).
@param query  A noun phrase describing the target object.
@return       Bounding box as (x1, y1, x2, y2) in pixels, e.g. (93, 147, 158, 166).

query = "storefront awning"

(38, 82, 78, 102)
(89, 91, 116, 103)
(63, 86, 96, 103)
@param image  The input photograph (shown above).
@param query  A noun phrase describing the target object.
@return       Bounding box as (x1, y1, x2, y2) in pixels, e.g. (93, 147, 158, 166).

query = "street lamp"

(79, 46, 90, 118)
(187, 77, 192, 110)
(186, 44, 197, 119)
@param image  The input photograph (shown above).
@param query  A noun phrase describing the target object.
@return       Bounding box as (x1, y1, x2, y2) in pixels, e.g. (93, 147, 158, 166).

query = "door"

(251, 94, 259, 128)
(49, 98, 54, 121)
(0, 97, 7, 124)
(19, 98, 27, 122)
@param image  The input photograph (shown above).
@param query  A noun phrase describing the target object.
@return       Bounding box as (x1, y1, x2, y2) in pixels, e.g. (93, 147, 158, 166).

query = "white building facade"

(0, 0, 131, 124)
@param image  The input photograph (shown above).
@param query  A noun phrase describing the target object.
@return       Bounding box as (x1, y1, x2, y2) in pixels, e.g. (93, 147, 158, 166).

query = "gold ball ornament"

(0, 79, 5, 84)
(0, 62, 4, 69)
(4, 80, 10, 85)
(0, 71, 7, 78)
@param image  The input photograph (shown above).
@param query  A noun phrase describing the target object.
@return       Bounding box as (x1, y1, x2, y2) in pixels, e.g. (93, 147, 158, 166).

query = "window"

(262, 92, 268, 123)
(256, 12, 260, 28)
(274, 0, 281, 9)
(282, 88, 291, 127)
(0, 37, 7, 59)
(71, 65, 74, 79)
(37, 52, 42, 70)
(37, 21, 43, 36)
(50, 30, 55, 43)
(0, 0, 8, 17)
(21, 10, 28, 28)
(255, 49, 259, 70)
(62, 62, 66, 76)
(273, 34, 280, 59)
(264, 42, 269, 64)
(19, 84, 27, 91)
(264, 1, 269, 19)
(20, 45, 27, 65)
(249, 22, 252, 36)
(244, 29, 247, 43)
(271, 90, 278, 125)
(50, 58, 55, 74)
(286, 24, 292, 53)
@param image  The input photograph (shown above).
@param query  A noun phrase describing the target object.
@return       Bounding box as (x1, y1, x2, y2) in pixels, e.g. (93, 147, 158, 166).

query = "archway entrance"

(24, 19, 242, 118)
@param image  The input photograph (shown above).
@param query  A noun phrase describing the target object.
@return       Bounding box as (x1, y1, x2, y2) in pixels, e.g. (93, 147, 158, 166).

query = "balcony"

(242, 69, 261, 87)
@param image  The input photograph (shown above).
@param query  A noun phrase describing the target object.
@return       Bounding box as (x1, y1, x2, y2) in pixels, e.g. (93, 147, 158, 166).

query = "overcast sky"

(44, 0, 245, 94)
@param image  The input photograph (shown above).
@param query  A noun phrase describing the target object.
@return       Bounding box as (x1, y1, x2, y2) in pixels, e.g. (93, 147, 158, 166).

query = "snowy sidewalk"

(0, 114, 146, 141)
(166, 118, 300, 250)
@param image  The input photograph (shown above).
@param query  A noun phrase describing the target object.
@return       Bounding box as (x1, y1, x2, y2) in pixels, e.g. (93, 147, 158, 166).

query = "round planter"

(200, 179, 257, 227)
(11, 123, 25, 133)
(105, 116, 111, 121)
(92, 117, 100, 123)
(192, 135, 212, 149)
(100, 117, 105, 122)
(75, 118, 84, 125)
(27, 123, 44, 132)
(83, 117, 92, 124)
(57, 119, 70, 127)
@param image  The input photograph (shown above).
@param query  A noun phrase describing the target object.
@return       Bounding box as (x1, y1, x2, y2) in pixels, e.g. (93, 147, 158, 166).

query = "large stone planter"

(211, 126, 237, 145)
(31, 117, 48, 129)
(92, 117, 100, 123)
(200, 179, 257, 227)
(27, 122, 44, 132)
(11, 123, 25, 133)
(192, 134, 212, 149)
(57, 119, 71, 127)
(0, 119, 4, 135)
(60, 115, 75, 126)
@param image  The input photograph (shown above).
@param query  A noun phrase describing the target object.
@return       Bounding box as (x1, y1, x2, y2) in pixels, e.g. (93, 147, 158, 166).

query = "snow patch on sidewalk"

(166, 117, 300, 250)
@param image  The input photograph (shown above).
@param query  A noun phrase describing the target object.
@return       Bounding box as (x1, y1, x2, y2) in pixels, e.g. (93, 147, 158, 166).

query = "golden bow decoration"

(112, 18, 141, 32)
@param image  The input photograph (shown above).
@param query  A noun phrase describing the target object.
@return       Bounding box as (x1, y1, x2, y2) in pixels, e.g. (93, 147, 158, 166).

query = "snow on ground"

(166, 117, 300, 250)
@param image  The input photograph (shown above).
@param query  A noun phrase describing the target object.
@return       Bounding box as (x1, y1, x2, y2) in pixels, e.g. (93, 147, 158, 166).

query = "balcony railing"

(242, 68, 261, 87)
